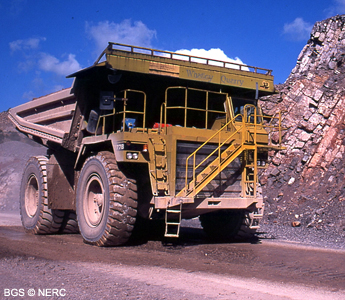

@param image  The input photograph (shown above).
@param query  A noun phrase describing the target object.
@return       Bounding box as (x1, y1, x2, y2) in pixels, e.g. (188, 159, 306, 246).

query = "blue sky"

(1, 0, 345, 113)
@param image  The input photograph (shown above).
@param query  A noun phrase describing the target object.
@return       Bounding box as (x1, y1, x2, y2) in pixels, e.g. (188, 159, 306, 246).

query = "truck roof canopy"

(68, 43, 275, 94)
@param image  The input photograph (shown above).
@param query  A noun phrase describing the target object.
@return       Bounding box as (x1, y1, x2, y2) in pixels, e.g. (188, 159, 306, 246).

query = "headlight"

(126, 152, 139, 160)
(257, 160, 266, 167)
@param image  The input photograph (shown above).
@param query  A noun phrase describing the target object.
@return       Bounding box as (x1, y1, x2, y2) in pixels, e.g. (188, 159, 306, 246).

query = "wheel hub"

(25, 174, 39, 218)
(84, 175, 105, 227)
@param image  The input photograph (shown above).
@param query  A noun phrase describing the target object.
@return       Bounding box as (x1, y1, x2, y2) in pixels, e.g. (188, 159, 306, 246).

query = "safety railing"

(158, 86, 229, 133)
(95, 89, 146, 135)
(181, 105, 283, 197)
(115, 89, 146, 131)
(183, 118, 243, 195)
(262, 111, 284, 148)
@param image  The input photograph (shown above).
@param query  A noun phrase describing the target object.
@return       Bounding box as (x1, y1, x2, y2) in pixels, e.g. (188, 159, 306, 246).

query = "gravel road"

(1, 213, 345, 300)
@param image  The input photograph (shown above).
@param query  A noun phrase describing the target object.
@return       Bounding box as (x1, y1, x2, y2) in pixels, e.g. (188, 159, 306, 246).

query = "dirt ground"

(0, 212, 344, 300)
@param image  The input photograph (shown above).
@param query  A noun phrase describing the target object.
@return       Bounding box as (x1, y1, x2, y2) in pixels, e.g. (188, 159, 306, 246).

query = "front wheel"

(76, 151, 138, 246)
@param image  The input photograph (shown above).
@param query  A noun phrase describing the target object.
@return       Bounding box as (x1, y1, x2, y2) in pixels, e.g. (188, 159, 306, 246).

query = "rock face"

(260, 15, 345, 234)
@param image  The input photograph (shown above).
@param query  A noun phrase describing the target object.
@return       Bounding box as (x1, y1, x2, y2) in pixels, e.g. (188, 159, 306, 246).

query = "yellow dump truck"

(9, 43, 283, 246)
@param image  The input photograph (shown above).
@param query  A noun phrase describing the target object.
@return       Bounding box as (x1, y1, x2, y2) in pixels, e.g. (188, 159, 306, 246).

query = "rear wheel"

(76, 151, 137, 246)
(61, 211, 79, 234)
(199, 209, 256, 240)
(20, 156, 64, 234)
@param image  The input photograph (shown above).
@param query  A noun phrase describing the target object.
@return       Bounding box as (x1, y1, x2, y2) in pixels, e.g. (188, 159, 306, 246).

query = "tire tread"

(77, 151, 138, 246)
(20, 156, 65, 235)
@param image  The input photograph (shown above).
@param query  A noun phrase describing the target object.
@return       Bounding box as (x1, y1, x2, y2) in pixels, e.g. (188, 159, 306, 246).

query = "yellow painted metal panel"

(107, 55, 149, 74)
(104, 47, 274, 92)
(179, 66, 273, 92)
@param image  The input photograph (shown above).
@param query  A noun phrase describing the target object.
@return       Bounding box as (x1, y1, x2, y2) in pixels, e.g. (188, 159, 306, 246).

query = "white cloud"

(53, 85, 65, 91)
(38, 53, 81, 76)
(9, 37, 46, 52)
(283, 18, 313, 41)
(22, 90, 35, 101)
(86, 19, 157, 53)
(10, 36, 81, 76)
(175, 48, 248, 70)
(17, 59, 35, 73)
(325, 0, 345, 16)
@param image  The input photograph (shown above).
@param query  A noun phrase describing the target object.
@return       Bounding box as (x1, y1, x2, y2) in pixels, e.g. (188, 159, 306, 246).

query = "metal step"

(248, 211, 263, 229)
(184, 144, 243, 197)
(164, 203, 182, 238)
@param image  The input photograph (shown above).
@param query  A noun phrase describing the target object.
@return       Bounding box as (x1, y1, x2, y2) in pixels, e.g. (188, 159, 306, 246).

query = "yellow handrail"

(262, 111, 284, 148)
(183, 104, 279, 197)
(95, 89, 147, 135)
(164, 86, 228, 130)
(184, 114, 244, 191)
(116, 89, 146, 130)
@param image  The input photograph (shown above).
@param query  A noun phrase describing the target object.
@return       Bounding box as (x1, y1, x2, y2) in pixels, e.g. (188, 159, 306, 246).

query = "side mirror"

(86, 110, 99, 134)
(100, 91, 114, 110)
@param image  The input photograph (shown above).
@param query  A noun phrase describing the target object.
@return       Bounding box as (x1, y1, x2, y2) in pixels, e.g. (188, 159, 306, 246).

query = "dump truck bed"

(8, 88, 76, 145)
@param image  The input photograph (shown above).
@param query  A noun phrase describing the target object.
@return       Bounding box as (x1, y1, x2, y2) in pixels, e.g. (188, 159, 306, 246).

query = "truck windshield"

(232, 97, 262, 124)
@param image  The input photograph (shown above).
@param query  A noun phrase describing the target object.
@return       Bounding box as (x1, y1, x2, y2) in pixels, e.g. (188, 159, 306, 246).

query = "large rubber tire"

(199, 209, 256, 240)
(76, 151, 137, 246)
(20, 156, 64, 234)
(236, 211, 258, 240)
(61, 211, 79, 234)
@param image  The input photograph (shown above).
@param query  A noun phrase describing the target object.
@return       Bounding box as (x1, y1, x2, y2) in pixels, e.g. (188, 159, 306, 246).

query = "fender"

(74, 138, 114, 170)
